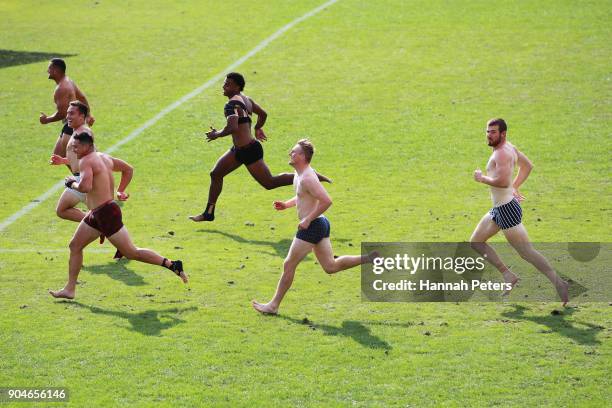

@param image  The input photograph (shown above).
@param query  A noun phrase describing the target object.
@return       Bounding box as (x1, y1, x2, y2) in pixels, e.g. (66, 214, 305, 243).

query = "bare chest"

(486, 155, 497, 174)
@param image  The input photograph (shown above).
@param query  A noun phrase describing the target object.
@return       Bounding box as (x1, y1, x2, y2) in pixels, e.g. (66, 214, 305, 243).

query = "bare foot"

(168, 260, 189, 283)
(189, 213, 214, 222)
(178, 271, 189, 284)
(252, 300, 278, 315)
(502, 270, 520, 296)
(556, 279, 569, 306)
(49, 288, 75, 299)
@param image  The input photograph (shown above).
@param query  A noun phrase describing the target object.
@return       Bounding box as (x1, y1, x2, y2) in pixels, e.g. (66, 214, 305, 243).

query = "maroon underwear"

(84, 201, 124, 237)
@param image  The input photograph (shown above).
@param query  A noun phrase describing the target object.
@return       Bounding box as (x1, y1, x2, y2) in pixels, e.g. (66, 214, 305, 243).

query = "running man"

(252, 139, 377, 314)
(51, 101, 129, 259)
(190, 72, 330, 222)
(40, 58, 95, 157)
(470, 118, 569, 305)
(49, 101, 110, 221)
(49, 132, 187, 300)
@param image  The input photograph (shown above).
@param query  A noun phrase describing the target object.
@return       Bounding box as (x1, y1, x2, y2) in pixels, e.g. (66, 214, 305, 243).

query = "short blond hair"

(297, 139, 314, 162)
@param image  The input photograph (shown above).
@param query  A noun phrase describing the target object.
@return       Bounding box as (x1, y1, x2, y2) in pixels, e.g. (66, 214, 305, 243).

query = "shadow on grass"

(501, 305, 604, 345)
(72, 302, 197, 336)
(278, 315, 391, 350)
(198, 229, 351, 258)
(82, 261, 146, 287)
(0, 49, 76, 69)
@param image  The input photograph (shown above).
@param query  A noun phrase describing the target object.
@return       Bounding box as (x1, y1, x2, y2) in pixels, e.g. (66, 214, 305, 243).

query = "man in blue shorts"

(252, 139, 377, 314)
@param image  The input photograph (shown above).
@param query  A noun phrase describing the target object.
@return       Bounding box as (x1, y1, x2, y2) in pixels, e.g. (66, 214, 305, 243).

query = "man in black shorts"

(40, 58, 95, 157)
(49, 133, 187, 300)
(252, 139, 377, 314)
(190, 72, 330, 222)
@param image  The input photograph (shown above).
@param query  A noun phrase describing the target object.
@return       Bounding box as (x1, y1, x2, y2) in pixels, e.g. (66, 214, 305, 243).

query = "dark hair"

(50, 58, 66, 73)
(226, 72, 245, 91)
(487, 118, 507, 133)
(297, 139, 314, 163)
(69, 100, 89, 117)
(73, 132, 94, 145)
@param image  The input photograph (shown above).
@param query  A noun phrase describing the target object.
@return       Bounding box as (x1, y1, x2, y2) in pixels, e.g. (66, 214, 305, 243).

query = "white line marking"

(0, 0, 339, 233)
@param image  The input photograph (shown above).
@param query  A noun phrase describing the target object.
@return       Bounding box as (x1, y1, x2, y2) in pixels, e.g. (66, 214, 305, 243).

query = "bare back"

(54, 77, 77, 118)
(294, 166, 322, 220)
(486, 142, 517, 206)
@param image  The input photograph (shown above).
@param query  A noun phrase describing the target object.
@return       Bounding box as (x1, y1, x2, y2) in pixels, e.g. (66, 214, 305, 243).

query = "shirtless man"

(51, 101, 128, 259)
(470, 118, 569, 305)
(252, 139, 376, 314)
(190, 72, 329, 222)
(49, 132, 187, 300)
(50, 101, 106, 221)
(40, 58, 95, 157)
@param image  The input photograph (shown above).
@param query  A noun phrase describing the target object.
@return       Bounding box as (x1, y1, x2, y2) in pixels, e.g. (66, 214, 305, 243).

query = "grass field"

(0, 0, 610, 406)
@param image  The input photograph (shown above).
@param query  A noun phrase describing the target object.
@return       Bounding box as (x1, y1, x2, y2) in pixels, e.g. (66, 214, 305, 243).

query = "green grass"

(0, 0, 610, 406)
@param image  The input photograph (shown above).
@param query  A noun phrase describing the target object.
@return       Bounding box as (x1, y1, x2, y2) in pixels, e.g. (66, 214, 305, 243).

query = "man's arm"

(511, 147, 533, 201)
(512, 147, 533, 190)
(274, 196, 296, 210)
(111, 156, 133, 200)
(74, 84, 95, 126)
(72, 159, 93, 193)
(40, 87, 70, 124)
(474, 150, 513, 188)
(50, 154, 70, 165)
(299, 177, 332, 228)
(206, 115, 238, 141)
(250, 98, 267, 141)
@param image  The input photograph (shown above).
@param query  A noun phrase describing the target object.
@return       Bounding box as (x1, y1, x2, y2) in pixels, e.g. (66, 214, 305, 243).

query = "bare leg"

(312, 238, 374, 274)
(252, 238, 313, 314)
(315, 172, 332, 183)
(53, 133, 73, 172)
(469, 213, 519, 289)
(56, 189, 86, 222)
(49, 221, 100, 299)
(107, 227, 188, 283)
(503, 224, 569, 305)
(53, 133, 71, 157)
(246, 160, 332, 190)
(246, 159, 294, 190)
(190, 149, 241, 222)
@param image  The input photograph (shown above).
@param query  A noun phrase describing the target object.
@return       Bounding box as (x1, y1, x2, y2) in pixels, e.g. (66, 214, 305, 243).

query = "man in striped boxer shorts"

(470, 118, 568, 305)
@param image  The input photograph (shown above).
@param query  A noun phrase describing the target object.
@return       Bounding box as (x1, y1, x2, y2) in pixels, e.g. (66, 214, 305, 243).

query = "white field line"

(0, 0, 339, 233)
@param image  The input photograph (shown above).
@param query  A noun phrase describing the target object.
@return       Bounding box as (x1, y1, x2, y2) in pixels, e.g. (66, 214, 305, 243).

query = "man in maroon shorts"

(49, 132, 187, 299)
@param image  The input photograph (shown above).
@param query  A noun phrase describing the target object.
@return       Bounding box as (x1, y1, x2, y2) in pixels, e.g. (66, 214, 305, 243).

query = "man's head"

(66, 100, 89, 129)
(223, 72, 245, 96)
(71, 131, 94, 159)
(289, 139, 314, 168)
(486, 118, 507, 147)
(47, 58, 66, 80)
